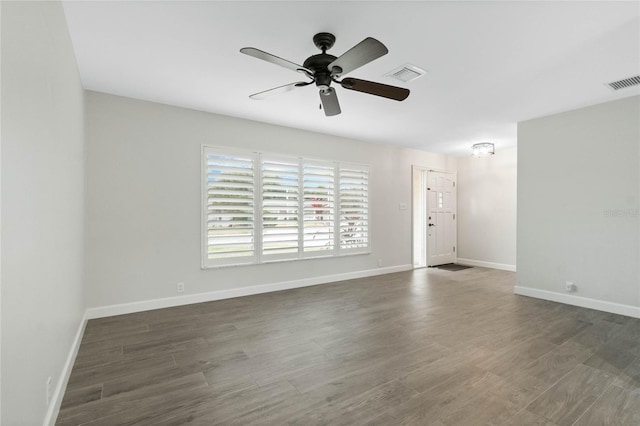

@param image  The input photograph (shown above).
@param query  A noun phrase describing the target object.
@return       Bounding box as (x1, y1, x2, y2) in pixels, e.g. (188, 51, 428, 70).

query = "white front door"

(427, 170, 456, 266)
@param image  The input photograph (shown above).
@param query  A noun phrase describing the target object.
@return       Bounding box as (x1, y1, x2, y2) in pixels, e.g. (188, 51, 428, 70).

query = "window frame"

(202, 145, 371, 269)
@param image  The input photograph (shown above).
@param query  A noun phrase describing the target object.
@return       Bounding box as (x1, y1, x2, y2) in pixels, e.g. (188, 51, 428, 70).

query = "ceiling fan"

(240, 33, 410, 116)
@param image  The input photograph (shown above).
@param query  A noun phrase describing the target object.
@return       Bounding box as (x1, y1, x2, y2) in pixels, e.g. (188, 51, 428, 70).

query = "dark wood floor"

(57, 267, 640, 425)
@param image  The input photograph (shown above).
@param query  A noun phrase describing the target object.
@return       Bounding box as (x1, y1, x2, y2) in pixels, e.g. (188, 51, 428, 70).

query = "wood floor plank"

(504, 340, 595, 398)
(385, 390, 459, 425)
(573, 384, 640, 425)
(567, 320, 624, 348)
(478, 337, 558, 377)
(290, 379, 418, 426)
(59, 383, 103, 411)
(55, 268, 640, 425)
(121, 336, 208, 357)
(584, 344, 637, 375)
(67, 353, 175, 388)
(504, 409, 559, 426)
(614, 356, 640, 393)
(57, 373, 210, 425)
(525, 363, 616, 426)
(438, 372, 530, 426)
(131, 380, 298, 426)
(540, 317, 592, 345)
(100, 361, 218, 398)
(73, 345, 123, 370)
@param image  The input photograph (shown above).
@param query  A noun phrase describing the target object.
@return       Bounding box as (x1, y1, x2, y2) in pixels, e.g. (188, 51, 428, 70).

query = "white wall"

(0, 2, 3, 421)
(456, 147, 517, 270)
(85, 91, 456, 309)
(1, 2, 85, 424)
(517, 96, 640, 316)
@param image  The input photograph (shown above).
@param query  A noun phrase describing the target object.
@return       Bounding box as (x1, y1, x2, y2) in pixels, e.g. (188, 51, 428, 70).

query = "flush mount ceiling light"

(472, 142, 495, 157)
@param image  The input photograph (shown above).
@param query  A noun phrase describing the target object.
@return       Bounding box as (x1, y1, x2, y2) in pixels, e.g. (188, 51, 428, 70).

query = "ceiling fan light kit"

(240, 32, 410, 117)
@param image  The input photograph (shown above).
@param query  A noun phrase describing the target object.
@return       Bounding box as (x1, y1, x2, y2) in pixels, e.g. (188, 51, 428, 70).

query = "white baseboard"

(86, 265, 413, 319)
(43, 310, 88, 426)
(456, 258, 516, 272)
(514, 286, 640, 319)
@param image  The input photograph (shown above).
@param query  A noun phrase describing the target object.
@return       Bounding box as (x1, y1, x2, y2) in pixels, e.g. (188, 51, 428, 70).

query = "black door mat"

(434, 263, 473, 271)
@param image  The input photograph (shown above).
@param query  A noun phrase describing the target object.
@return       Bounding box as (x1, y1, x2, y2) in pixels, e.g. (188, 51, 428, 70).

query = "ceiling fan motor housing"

(303, 53, 337, 89)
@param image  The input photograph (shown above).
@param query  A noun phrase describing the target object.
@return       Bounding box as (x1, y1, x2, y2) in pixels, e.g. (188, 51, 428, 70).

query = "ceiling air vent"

(386, 64, 427, 83)
(607, 75, 640, 91)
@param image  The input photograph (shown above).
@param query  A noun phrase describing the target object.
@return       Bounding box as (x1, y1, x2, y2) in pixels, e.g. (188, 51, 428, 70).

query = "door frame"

(411, 165, 428, 268)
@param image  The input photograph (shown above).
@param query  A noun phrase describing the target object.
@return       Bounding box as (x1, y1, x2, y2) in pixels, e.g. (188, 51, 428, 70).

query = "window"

(202, 146, 369, 268)
(303, 161, 335, 256)
(339, 165, 369, 252)
(203, 149, 256, 267)
(261, 156, 300, 261)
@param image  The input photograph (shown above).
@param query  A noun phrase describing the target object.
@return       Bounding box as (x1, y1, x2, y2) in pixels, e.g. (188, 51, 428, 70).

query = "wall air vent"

(607, 75, 640, 91)
(386, 64, 427, 83)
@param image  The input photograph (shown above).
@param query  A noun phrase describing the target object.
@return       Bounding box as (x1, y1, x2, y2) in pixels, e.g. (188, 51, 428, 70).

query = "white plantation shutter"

(303, 161, 335, 256)
(202, 146, 371, 267)
(261, 156, 300, 260)
(339, 165, 370, 253)
(204, 148, 257, 267)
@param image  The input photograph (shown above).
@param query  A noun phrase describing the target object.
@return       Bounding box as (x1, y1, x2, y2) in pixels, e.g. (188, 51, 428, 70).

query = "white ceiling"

(62, 1, 640, 156)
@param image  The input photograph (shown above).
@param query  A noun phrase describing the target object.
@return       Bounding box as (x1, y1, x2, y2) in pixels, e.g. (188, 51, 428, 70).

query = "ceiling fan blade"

(319, 88, 341, 116)
(340, 78, 410, 101)
(328, 38, 388, 76)
(249, 82, 311, 100)
(240, 47, 313, 75)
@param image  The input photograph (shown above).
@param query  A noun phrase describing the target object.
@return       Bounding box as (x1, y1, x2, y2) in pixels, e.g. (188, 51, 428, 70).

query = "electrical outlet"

(46, 376, 52, 405)
(177, 282, 185, 293)
(565, 281, 576, 292)
(377, 259, 383, 267)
